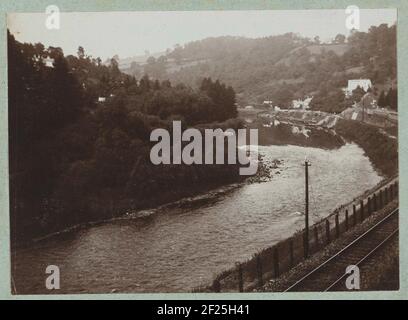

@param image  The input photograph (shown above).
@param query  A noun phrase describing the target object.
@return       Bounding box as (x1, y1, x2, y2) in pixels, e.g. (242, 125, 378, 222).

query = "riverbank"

(335, 119, 398, 176)
(258, 110, 398, 177)
(193, 178, 398, 292)
(15, 151, 282, 248)
(30, 182, 245, 241)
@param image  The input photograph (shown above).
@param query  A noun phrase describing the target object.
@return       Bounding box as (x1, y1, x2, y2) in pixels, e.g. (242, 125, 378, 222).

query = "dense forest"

(8, 31, 242, 243)
(125, 24, 397, 112)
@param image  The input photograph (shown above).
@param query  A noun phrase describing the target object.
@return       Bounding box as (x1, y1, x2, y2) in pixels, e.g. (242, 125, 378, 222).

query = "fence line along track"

(284, 208, 398, 292)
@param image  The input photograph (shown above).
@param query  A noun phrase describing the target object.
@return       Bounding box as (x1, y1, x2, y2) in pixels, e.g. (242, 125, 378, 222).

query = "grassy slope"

(335, 119, 398, 177)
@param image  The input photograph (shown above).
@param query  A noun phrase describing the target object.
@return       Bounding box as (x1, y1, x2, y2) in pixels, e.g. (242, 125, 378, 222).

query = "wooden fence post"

(385, 187, 389, 204)
(353, 204, 357, 226)
(326, 219, 330, 244)
(382, 189, 386, 206)
(360, 200, 364, 222)
(367, 197, 371, 216)
(273, 247, 280, 278)
(303, 232, 308, 259)
(256, 254, 263, 287)
(212, 279, 221, 293)
(379, 190, 383, 208)
(373, 193, 377, 211)
(236, 262, 243, 292)
(388, 186, 391, 202)
(335, 214, 340, 238)
(314, 225, 319, 250)
(289, 239, 294, 268)
(345, 210, 349, 230)
(394, 182, 398, 197)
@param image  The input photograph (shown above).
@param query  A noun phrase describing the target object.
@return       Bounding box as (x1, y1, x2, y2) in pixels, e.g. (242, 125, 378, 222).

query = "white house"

(291, 96, 313, 110)
(43, 57, 54, 68)
(345, 79, 372, 96)
(98, 97, 106, 103)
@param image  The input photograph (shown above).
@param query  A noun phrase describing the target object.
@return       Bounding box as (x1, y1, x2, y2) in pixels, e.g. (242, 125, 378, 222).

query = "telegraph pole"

(303, 160, 311, 258)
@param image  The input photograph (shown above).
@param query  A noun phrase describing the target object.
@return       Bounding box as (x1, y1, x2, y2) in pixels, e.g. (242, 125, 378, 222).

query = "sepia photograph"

(7, 8, 398, 294)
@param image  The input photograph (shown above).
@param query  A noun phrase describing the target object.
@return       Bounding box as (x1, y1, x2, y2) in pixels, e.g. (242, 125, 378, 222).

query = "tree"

(173, 44, 183, 65)
(8, 31, 85, 238)
(386, 88, 397, 110)
(109, 57, 121, 77)
(77, 46, 85, 59)
(377, 90, 386, 108)
(139, 74, 151, 92)
(200, 77, 237, 121)
(310, 88, 348, 114)
(274, 87, 294, 108)
(146, 56, 156, 64)
(334, 34, 346, 44)
(351, 86, 366, 103)
(129, 61, 142, 78)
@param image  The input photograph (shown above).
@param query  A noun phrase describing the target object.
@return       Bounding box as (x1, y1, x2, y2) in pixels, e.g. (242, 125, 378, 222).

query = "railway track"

(284, 208, 398, 292)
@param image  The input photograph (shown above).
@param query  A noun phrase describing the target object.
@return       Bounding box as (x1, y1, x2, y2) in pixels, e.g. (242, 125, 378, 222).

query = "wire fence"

(193, 179, 398, 292)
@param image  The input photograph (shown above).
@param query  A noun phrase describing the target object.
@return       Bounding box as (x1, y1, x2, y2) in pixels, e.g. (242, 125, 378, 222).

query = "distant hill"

(120, 24, 396, 110)
(275, 43, 350, 66)
(118, 51, 165, 70)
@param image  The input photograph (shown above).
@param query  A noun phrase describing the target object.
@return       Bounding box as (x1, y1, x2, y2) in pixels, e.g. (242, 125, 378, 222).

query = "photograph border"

(0, 0, 406, 300)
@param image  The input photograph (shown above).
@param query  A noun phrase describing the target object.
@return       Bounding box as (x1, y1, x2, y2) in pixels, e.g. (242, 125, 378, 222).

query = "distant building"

(291, 96, 313, 110)
(98, 97, 106, 103)
(345, 79, 372, 97)
(263, 100, 273, 106)
(43, 57, 54, 68)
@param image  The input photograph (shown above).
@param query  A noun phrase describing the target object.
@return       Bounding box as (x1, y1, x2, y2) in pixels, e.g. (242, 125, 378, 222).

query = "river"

(12, 122, 383, 294)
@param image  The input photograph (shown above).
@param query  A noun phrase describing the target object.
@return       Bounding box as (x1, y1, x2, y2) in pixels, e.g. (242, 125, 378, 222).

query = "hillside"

(121, 24, 396, 111)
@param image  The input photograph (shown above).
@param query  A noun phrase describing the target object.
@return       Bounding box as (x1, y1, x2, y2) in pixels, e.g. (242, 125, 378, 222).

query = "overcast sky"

(7, 9, 396, 60)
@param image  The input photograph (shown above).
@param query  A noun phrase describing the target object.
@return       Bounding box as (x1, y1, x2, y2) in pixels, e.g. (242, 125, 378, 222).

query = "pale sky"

(7, 9, 396, 60)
